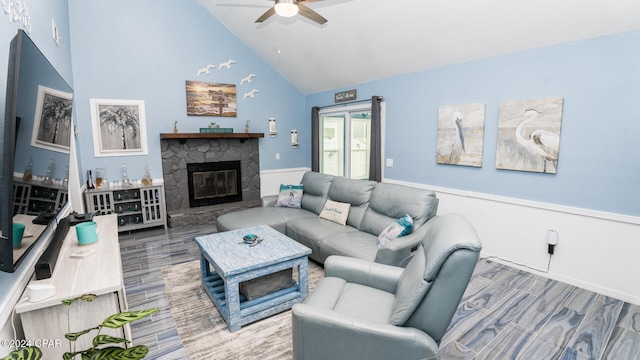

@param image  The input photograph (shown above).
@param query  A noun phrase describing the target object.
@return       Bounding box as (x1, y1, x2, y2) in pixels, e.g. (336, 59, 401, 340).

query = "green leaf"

(0, 346, 42, 360)
(87, 346, 148, 360)
(64, 348, 95, 360)
(92, 334, 131, 347)
(62, 293, 98, 306)
(101, 308, 159, 329)
(65, 327, 98, 342)
(63, 351, 80, 360)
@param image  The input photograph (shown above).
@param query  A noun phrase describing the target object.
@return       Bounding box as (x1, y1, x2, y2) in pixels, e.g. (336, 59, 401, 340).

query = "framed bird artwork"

(496, 98, 563, 173)
(436, 103, 486, 167)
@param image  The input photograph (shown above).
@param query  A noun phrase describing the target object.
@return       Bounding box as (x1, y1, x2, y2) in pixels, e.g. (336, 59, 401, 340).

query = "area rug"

(162, 259, 325, 360)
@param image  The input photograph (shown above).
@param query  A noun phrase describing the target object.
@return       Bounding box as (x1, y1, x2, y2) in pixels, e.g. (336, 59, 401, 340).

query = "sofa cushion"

(216, 207, 316, 233)
(333, 283, 395, 324)
(319, 231, 379, 264)
(389, 246, 430, 325)
(286, 217, 359, 261)
(300, 172, 334, 215)
(327, 176, 376, 228)
(377, 214, 414, 249)
(275, 184, 303, 208)
(319, 200, 351, 225)
(360, 183, 438, 236)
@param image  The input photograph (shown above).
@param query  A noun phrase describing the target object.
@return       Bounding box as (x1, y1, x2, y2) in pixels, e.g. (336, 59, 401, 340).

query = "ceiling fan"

(256, 0, 328, 25)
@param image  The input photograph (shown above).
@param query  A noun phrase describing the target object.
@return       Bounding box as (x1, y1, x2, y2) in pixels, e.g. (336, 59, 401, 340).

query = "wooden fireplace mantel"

(160, 132, 264, 144)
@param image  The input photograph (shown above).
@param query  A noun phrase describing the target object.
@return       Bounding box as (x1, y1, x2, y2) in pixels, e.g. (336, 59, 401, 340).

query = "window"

(320, 105, 371, 179)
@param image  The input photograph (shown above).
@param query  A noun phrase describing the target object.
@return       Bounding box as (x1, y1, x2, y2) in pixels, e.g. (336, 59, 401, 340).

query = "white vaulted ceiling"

(198, 0, 640, 94)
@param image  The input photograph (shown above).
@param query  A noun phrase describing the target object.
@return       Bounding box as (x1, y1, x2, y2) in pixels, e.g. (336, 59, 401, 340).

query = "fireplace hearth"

(187, 161, 242, 207)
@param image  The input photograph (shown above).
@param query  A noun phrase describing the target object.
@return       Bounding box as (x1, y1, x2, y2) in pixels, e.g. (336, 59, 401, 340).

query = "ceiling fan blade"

(297, 3, 327, 24)
(255, 6, 276, 23)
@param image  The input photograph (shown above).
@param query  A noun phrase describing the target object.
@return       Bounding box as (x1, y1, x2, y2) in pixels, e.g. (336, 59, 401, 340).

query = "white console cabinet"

(84, 184, 166, 232)
(14, 215, 130, 359)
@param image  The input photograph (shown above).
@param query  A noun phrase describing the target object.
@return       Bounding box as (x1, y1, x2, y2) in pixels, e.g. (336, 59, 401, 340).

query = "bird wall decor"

(242, 89, 260, 100)
(240, 74, 256, 85)
(219, 59, 237, 70)
(516, 109, 559, 173)
(495, 98, 563, 173)
(436, 111, 466, 165)
(196, 64, 216, 76)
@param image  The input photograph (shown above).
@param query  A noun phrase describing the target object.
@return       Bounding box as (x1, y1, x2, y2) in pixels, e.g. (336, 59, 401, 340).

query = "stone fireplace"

(160, 133, 263, 228)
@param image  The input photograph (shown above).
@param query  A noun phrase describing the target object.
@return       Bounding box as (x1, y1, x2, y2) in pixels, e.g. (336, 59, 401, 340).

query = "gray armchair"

(291, 213, 482, 360)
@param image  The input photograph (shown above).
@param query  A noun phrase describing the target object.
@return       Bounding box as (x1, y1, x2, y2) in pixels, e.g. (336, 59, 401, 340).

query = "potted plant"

(209, 122, 219, 128)
(1, 294, 158, 360)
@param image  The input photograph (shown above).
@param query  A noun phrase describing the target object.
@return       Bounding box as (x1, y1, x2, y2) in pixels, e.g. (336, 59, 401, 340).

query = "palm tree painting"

(32, 85, 73, 153)
(90, 99, 148, 157)
(436, 103, 486, 167)
(496, 98, 563, 173)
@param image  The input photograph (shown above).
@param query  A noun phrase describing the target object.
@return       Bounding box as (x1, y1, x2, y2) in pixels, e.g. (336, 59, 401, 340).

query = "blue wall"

(306, 31, 640, 216)
(69, 0, 306, 183)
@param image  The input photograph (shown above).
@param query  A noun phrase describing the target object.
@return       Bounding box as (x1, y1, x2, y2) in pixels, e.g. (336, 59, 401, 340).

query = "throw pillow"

(318, 200, 351, 225)
(275, 184, 303, 208)
(377, 214, 414, 249)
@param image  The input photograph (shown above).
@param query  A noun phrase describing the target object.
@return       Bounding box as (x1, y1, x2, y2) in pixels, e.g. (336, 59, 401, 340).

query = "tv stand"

(14, 215, 129, 359)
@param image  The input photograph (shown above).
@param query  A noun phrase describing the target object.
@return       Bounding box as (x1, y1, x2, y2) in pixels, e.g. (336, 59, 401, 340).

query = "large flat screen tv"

(0, 30, 73, 272)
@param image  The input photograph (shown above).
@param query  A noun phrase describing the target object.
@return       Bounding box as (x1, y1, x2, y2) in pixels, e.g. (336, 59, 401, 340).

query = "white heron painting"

(436, 103, 486, 167)
(496, 98, 563, 173)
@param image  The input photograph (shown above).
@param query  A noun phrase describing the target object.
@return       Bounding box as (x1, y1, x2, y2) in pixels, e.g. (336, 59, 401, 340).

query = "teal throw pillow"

(275, 184, 303, 208)
(377, 214, 414, 249)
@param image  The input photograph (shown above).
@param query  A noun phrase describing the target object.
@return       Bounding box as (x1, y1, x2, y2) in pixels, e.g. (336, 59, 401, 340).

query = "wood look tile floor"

(119, 226, 640, 360)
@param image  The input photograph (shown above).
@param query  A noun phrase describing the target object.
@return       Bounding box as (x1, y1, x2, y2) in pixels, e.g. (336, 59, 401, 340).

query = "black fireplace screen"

(187, 161, 242, 207)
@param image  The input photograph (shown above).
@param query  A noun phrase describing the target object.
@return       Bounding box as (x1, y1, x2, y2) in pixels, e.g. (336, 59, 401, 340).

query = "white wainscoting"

(260, 168, 310, 197)
(386, 179, 640, 306)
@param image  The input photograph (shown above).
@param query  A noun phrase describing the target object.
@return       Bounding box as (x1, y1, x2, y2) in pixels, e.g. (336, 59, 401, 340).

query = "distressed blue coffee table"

(195, 225, 311, 332)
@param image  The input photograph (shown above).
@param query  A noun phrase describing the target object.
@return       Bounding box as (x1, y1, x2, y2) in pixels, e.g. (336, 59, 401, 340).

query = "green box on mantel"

(199, 127, 234, 133)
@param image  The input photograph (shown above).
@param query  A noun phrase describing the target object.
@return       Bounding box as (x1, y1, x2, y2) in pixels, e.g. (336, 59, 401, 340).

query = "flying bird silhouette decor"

(240, 74, 256, 85)
(219, 59, 237, 70)
(243, 89, 259, 100)
(495, 98, 563, 173)
(196, 64, 215, 76)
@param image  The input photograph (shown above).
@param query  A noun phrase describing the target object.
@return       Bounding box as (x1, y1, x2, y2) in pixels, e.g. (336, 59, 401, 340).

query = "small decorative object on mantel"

(334, 89, 356, 103)
(209, 122, 219, 128)
(245, 120, 251, 133)
(200, 127, 233, 134)
(291, 129, 299, 148)
(173, 120, 178, 133)
(268, 117, 277, 137)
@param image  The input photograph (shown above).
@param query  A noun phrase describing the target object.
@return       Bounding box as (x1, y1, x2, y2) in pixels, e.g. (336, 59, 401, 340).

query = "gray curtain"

(311, 106, 320, 172)
(369, 96, 383, 181)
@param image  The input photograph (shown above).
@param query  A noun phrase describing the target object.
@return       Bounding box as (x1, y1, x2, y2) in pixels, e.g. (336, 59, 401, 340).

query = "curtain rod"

(315, 96, 382, 110)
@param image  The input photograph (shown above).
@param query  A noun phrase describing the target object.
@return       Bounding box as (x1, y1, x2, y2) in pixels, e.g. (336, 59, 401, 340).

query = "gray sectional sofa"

(216, 171, 440, 267)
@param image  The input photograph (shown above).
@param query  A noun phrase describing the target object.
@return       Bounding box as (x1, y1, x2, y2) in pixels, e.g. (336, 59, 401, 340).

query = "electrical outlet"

(386, 158, 394, 167)
(275, 152, 280, 160)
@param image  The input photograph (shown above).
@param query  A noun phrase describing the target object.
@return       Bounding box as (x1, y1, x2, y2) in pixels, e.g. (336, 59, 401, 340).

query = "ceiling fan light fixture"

(275, 0, 299, 18)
